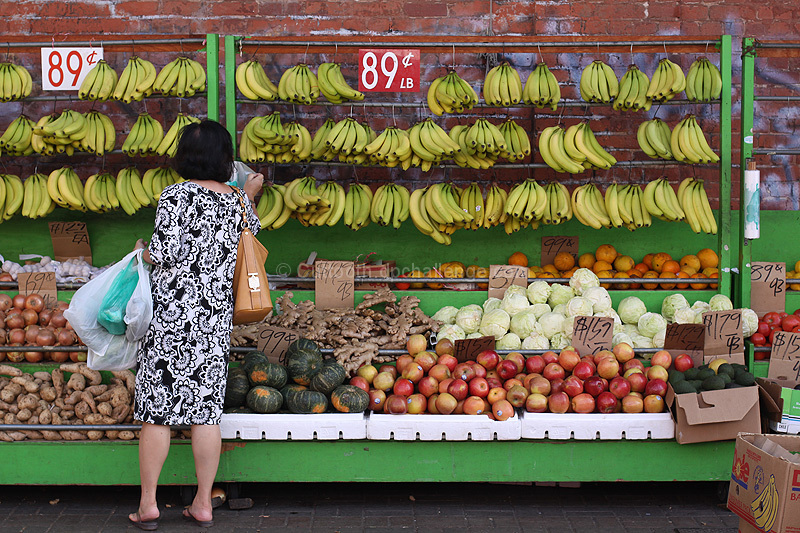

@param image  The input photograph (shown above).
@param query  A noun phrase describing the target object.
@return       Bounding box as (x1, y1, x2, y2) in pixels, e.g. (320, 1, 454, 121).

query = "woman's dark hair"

(172, 120, 234, 183)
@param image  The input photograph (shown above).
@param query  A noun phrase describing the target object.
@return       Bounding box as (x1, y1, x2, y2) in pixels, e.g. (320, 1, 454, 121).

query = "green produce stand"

(0, 35, 741, 486)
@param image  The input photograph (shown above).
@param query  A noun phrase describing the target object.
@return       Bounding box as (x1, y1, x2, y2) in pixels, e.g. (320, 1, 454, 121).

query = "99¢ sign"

(358, 49, 419, 92)
(41, 47, 103, 91)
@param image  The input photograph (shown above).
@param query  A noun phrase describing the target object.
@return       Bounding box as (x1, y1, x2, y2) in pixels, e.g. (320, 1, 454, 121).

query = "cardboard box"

(727, 433, 800, 533)
(297, 260, 396, 290)
(738, 517, 761, 533)
(758, 378, 800, 435)
(666, 384, 761, 444)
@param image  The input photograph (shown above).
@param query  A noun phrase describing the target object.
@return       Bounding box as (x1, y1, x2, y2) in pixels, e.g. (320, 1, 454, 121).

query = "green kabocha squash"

(330, 385, 369, 413)
(247, 361, 288, 389)
(224, 367, 250, 408)
(280, 383, 307, 410)
(310, 359, 347, 395)
(241, 351, 269, 375)
(246, 385, 283, 414)
(286, 338, 324, 386)
(224, 406, 254, 414)
(286, 389, 328, 414)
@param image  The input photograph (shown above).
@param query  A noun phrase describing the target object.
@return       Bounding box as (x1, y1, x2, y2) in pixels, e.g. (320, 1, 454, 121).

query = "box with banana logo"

(728, 433, 800, 533)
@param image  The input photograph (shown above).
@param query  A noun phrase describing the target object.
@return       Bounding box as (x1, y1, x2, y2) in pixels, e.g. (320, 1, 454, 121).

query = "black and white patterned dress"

(134, 181, 261, 426)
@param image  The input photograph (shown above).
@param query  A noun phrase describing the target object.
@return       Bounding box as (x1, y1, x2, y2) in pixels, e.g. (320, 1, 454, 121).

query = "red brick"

(404, 2, 448, 18)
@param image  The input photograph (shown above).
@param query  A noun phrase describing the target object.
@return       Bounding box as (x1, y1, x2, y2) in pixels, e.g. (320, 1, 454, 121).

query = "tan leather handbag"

(232, 188, 272, 325)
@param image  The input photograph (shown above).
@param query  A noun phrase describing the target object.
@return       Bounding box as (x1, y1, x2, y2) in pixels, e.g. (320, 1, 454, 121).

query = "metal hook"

(334, 42, 338, 64)
(131, 39, 135, 56)
(238, 38, 243, 58)
(452, 44, 456, 70)
(304, 42, 310, 64)
(663, 41, 668, 58)
(537, 43, 542, 64)
(391, 104, 396, 127)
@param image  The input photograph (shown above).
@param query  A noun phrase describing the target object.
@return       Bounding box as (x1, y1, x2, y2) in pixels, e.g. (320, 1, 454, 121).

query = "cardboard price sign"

(49, 221, 92, 263)
(17, 272, 58, 309)
(255, 324, 299, 365)
(702, 310, 745, 363)
(540, 236, 579, 267)
(454, 335, 495, 363)
(358, 49, 420, 92)
(571, 316, 613, 355)
(750, 261, 786, 316)
(664, 323, 705, 366)
(488, 264, 528, 299)
(770, 330, 800, 361)
(314, 260, 355, 310)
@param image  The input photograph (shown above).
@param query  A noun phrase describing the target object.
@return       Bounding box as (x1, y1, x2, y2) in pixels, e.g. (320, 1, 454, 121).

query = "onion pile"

(0, 293, 82, 363)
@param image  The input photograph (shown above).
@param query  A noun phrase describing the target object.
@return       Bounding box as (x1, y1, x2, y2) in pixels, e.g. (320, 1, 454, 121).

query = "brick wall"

(1, 0, 798, 210)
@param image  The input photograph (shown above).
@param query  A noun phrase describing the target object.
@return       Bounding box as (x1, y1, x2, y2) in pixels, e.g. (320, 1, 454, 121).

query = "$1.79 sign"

(358, 49, 420, 92)
(41, 47, 104, 91)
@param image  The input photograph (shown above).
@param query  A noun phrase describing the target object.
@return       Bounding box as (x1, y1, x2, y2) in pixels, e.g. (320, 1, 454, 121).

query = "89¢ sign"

(358, 49, 420, 92)
(41, 47, 103, 91)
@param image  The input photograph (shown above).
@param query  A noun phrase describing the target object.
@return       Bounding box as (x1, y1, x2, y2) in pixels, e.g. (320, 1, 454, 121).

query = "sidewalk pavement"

(0, 481, 740, 533)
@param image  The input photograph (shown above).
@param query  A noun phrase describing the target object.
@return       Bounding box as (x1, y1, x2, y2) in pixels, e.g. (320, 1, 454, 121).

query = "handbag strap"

(230, 186, 250, 231)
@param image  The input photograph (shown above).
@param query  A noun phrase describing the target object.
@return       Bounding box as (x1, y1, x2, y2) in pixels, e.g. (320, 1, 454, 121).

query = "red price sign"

(358, 49, 420, 92)
(40, 47, 103, 91)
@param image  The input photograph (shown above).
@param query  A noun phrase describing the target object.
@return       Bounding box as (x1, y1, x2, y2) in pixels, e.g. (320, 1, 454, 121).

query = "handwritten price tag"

(572, 316, 613, 355)
(315, 260, 355, 310)
(770, 330, 800, 361)
(488, 264, 528, 299)
(358, 49, 420, 92)
(17, 272, 58, 309)
(454, 335, 495, 363)
(41, 47, 103, 91)
(664, 323, 705, 366)
(750, 261, 785, 316)
(767, 358, 800, 384)
(255, 324, 299, 365)
(541, 236, 579, 268)
(702, 310, 744, 362)
(49, 221, 92, 263)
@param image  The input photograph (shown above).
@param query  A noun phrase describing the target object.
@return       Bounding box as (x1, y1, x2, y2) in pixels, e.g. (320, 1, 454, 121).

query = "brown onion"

(24, 293, 45, 313)
(24, 348, 44, 363)
(68, 351, 87, 363)
(56, 329, 75, 346)
(38, 308, 52, 326)
(0, 294, 11, 311)
(0, 272, 13, 282)
(25, 325, 40, 344)
(6, 345, 25, 363)
(8, 328, 26, 345)
(0, 310, 5, 323)
(57, 301, 70, 311)
(50, 351, 70, 363)
(37, 328, 56, 347)
(0, 328, 6, 345)
(12, 294, 26, 309)
(21, 308, 38, 326)
(5, 311, 24, 330)
(50, 311, 67, 328)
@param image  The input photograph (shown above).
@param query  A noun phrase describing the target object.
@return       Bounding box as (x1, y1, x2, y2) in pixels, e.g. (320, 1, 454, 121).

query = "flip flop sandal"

(129, 511, 159, 531)
(183, 507, 214, 528)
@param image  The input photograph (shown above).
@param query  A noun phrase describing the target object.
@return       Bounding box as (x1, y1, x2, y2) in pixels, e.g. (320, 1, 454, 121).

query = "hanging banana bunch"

(1, 174, 25, 221)
(121, 113, 164, 156)
(0, 62, 33, 101)
(322, 117, 372, 164)
(483, 62, 523, 106)
(408, 119, 460, 171)
(368, 183, 410, 229)
(20, 173, 53, 219)
(670, 115, 719, 164)
(0, 115, 35, 156)
(449, 124, 496, 170)
(677, 177, 717, 234)
(613, 65, 652, 111)
(78, 59, 118, 101)
(256, 183, 292, 230)
(523, 63, 561, 110)
(152, 56, 206, 97)
(364, 126, 413, 169)
(46, 167, 86, 212)
(112, 56, 157, 103)
(427, 70, 479, 115)
(579, 60, 619, 103)
(646, 58, 685, 102)
(317, 62, 364, 103)
(642, 177, 685, 225)
(539, 122, 616, 173)
(155, 113, 202, 157)
(637, 118, 673, 160)
(141, 167, 184, 208)
(685, 58, 723, 102)
(32, 109, 88, 156)
(277, 64, 319, 104)
(238, 112, 295, 163)
(235, 59, 279, 101)
(541, 182, 573, 226)
(503, 179, 549, 232)
(498, 120, 531, 162)
(603, 183, 651, 231)
(343, 182, 373, 231)
(570, 183, 613, 230)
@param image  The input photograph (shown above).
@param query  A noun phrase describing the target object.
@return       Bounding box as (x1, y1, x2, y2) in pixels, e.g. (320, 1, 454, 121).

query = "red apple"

(357, 364, 378, 384)
(414, 351, 437, 373)
(504, 352, 526, 374)
(452, 363, 476, 382)
(476, 349, 500, 370)
(525, 355, 545, 374)
(593, 350, 616, 365)
(643, 394, 665, 413)
(393, 378, 415, 397)
(549, 378, 565, 395)
(528, 376, 551, 396)
(548, 391, 570, 414)
(562, 375, 584, 398)
(468, 377, 489, 398)
(542, 351, 559, 365)
(401, 363, 425, 384)
(487, 387, 507, 404)
(349, 376, 370, 392)
(435, 338, 455, 356)
(379, 364, 398, 379)
(645, 364, 669, 383)
(373, 371, 396, 392)
(438, 377, 454, 394)
(609, 376, 631, 400)
(368, 389, 386, 411)
(650, 350, 672, 369)
(542, 362, 565, 381)
(623, 359, 645, 373)
(427, 393, 440, 414)
(622, 394, 644, 413)
(502, 378, 523, 391)
(384, 394, 408, 414)
(571, 393, 595, 414)
(627, 372, 647, 393)
(417, 376, 439, 398)
(612, 342, 635, 363)
(486, 377, 503, 390)
(645, 378, 668, 398)
(506, 384, 529, 408)
(435, 392, 458, 415)
(525, 392, 549, 413)
(406, 393, 427, 414)
(429, 364, 451, 382)
(486, 369, 500, 381)
(396, 354, 414, 374)
(572, 360, 596, 381)
(497, 359, 519, 380)
(522, 373, 539, 391)
(472, 364, 487, 380)
(436, 353, 458, 372)
(584, 376, 608, 397)
(597, 358, 620, 380)
(406, 334, 427, 356)
(463, 395, 486, 415)
(674, 353, 694, 372)
(447, 378, 469, 401)
(596, 391, 619, 413)
(492, 399, 515, 421)
(623, 368, 644, 379)
(558, 349, 581, 372)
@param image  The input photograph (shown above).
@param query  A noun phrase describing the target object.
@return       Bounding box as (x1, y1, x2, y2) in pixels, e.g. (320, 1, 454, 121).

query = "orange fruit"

(527, 267, 538, 279)
(680, 254, 701, 273)
(697, 248, 719, 269)
(708, 271, 719, 289)
(592, 260, 614, 275)
(529, 265, 543, 274)
(441, 261, 465, 278)
(475, 267, 489, 290)
(651, 252, 673, 273)
(642, 253, 654, 268)
(508, 251, 528, 267)
(407, 269, 425, 289)
(690, 272, 708, 290)
(614, 271, 631, 290)
(553, 251, 576, 271)
(426, 268, 445, 289)
(562, 267, 578, 278)
(465, 264, 481, 278)
(537, 271, 555, 279)
(703, 267, 719, 278)
(595, 244, 618, 264)
(626, 269, 642, 289)
(658, 271, 676, 290)
(675, 271, 690, 289)
(633, 262, 649, 275)
(642, 270, 659, 290)
(661, 260, 681, 274)
(613, 255, 635, 272)
(541, 264, 560, 276)
(596, 270, 613, 289)
(680, 265, 698, 276)
(794, 260, 800, 273)
(578, 253, 596, 269)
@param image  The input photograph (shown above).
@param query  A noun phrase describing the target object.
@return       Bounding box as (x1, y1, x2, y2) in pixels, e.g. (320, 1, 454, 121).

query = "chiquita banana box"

(727, 433, 800, 533)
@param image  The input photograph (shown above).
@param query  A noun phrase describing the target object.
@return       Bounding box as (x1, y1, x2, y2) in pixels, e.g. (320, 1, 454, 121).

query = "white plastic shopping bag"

(64, 249, 152, 371)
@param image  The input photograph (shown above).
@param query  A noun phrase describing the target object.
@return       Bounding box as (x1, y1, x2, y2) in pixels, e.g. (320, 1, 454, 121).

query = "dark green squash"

(224, 367, 250, 408)
(330, 385, 369, 413)
(241, 351, 269, 375)
(286, 389, 328, 414)
(309, 360, 347, 395)
(247, 361, 288, 389)
(280, 383, 307, 410)
(246, 385, 283, 414)
(286, 339, 324, 386)
(224, 406, 254, 414)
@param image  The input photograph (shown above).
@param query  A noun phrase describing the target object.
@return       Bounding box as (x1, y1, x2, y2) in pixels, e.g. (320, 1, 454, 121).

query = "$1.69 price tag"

(358, 49, 420, 92)
(41, 47, 104, 91)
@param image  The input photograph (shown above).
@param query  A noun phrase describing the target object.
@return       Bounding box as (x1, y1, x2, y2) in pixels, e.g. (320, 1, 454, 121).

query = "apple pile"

(748, 309, 800, 359)
(0, 293, 82, 363)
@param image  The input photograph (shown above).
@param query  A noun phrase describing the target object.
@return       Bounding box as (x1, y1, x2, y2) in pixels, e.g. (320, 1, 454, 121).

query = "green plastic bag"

(97, 256, 139, 335)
